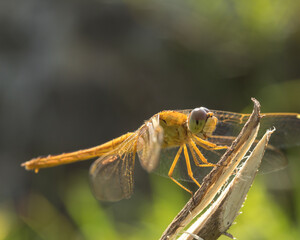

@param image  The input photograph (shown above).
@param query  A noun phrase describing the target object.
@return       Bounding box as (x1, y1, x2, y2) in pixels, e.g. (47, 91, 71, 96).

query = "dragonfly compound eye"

(188, 107, 209, 134)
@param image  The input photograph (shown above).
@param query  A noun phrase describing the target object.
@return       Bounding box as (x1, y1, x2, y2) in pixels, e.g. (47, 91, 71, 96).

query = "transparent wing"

(180, 109, 300, 148)
(210, 111, 299, 173)
(89, 134, 138, 202)
(208, 135, 288, 174)
(177, 109, 299, 174)
(259, 147, 288, 173)
(153, 139, 288, 182)
(89, 115, 164, 201)
(211, 111, 300, 149)
(137, 115, 164, 172)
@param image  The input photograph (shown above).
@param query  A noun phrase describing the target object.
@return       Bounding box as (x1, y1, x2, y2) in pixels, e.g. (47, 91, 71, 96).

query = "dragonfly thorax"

(158, 111, 189, 148)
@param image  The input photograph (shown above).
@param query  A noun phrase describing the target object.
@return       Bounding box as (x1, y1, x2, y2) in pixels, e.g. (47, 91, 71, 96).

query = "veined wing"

(179, 109, 300, 149)
(212, 111, 300, 149)
(137, 114, 164, 172)
(153, 138, 289, 183)
(208, 136, 288, 173)
(89, 115, 164, 201)
(89, 132, 138, 202)
(200, 110, 299, 173)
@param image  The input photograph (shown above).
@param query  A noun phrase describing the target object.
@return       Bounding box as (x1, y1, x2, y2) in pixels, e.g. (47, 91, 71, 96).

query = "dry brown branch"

(180, 126, 274, 240)
(160, 98, 262, 240)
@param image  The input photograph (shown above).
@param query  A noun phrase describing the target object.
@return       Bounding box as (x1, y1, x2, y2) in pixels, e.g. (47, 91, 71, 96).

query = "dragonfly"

(21, 107, 300, 201)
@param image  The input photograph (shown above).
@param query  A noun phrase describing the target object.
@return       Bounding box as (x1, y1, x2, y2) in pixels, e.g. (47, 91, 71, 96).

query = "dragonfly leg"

(193, 135, 228, 150)
(183, 144, 201, 188)
(168, 146, 193, 194)
(188, 140, 216, 167)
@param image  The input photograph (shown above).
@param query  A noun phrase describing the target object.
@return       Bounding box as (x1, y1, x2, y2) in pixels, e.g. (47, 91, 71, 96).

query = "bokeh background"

(1, 0, 300, 239)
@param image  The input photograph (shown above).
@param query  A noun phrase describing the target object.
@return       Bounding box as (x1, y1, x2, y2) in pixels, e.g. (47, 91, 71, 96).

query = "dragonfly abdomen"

(21, 132, 135, 172)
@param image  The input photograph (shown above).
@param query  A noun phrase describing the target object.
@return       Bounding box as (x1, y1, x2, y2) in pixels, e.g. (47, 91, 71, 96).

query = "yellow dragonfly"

(21, 107, 300, 201)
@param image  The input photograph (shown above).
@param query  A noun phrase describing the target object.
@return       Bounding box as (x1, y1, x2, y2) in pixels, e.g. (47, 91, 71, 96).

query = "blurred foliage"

(1, 0, 300, 239)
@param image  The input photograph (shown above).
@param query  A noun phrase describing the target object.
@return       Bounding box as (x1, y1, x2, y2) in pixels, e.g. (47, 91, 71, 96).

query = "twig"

(160, 98, 261, 240)
(180, 125, 274, 240)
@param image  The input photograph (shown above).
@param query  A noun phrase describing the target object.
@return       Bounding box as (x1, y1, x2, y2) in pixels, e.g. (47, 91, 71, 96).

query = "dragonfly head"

(188, 107, 217, 137)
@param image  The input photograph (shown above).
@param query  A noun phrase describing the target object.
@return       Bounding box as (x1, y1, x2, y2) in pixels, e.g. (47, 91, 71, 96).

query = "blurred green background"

(1, 0, 300, 239)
